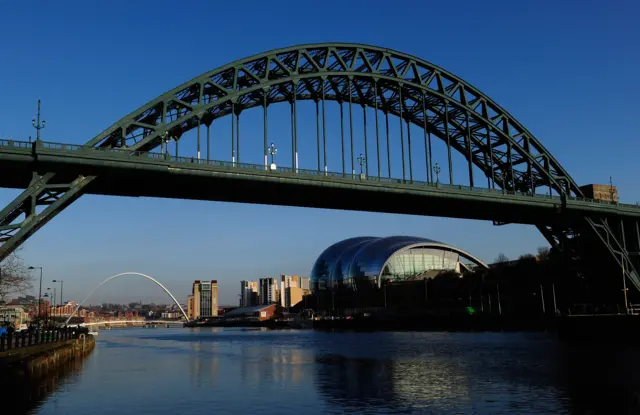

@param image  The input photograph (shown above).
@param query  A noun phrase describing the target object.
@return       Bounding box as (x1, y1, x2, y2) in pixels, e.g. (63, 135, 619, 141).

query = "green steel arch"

(86, 43, 579, 198)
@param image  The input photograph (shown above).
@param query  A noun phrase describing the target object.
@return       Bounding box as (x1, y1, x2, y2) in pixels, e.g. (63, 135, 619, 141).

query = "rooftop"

(224, 304, 275, 318)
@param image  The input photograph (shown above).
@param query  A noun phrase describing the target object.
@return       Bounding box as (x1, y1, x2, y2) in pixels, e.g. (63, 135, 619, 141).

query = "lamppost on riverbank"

(43, 292, 50, 326)
(47, 287, 56, 322)
(53, 279, 64, 311)
(28, 266, 43, 323)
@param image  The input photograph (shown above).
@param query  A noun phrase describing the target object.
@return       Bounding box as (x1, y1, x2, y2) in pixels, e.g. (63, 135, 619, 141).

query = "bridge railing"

(0, 138, 637, 210)
(0, 327, 81, 352)
(0, 138, 32, 150)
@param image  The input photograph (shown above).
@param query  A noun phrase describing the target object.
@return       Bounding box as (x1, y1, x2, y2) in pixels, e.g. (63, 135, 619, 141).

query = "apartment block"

(240, 280, 259, 307)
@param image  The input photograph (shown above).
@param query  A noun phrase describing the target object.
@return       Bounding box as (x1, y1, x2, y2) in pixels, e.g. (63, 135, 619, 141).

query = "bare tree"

(518, 253, 537, 264)
(536, 246, 551, 262)
(495, 253, 510, 264)
(0, 251, 33, 303)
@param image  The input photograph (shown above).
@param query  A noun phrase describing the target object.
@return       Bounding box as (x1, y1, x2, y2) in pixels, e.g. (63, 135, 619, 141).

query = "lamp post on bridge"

(609, 176, 616, 203)
(160, 132, 171, 159)
(268, 142, 277, 171)
(31, 99, 46, 142)
(433, 162, 441, 185)
(357, 154, 366, 179)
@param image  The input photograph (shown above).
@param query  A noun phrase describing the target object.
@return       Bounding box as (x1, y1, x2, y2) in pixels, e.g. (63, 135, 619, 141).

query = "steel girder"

(0, 171, 94, 257)
(0, 43, 636, 291)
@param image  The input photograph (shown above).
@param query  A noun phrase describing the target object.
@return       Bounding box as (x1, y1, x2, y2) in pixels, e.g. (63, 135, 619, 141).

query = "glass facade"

(310, 237, 377, 291)
(311, 236, 483, 292)
(200, 282, 212, 317)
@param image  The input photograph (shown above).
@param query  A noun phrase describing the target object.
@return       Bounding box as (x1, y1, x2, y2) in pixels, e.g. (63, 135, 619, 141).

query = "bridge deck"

(1, 139, 638, 225)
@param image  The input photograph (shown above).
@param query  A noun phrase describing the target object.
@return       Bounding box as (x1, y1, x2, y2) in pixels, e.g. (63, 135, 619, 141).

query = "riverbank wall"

(0, 335, 96, 379)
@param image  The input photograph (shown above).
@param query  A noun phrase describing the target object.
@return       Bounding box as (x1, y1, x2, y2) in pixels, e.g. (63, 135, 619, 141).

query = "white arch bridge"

(65, 272, 189, 326)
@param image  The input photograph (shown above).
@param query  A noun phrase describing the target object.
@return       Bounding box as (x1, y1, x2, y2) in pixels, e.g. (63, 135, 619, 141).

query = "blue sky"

(0, 0, 638, 306)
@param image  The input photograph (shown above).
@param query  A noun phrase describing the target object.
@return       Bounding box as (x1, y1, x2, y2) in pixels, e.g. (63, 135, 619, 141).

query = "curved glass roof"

(310, 237, 377, 290)
(310, 236, 486, 290)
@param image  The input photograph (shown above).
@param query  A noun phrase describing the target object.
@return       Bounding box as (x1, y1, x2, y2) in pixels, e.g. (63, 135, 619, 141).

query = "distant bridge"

(81, 320, 183, 327)
(0, 43, 638, 292)
(65, 272, 189, 326)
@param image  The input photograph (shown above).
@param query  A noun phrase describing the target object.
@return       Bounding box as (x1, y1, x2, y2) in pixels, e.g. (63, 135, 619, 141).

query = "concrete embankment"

(0, 335, 95, 414)
(0, 334, 96, 379)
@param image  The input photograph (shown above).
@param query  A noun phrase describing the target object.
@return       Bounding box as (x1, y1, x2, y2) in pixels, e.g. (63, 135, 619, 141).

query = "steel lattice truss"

(1, 43, 638, 290)
(87, 44, 577, 197)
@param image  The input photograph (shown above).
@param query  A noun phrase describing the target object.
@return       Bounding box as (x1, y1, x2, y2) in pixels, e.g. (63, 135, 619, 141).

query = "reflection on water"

(0, 350, 90, 415)
(313, 332, 568, 414)
(27, 328, 640, 415)
(564, 343, 640, 414)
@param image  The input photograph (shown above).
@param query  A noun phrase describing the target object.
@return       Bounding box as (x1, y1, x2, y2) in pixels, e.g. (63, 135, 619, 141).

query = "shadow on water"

(0, 354, 89, 415)
(313, 334, 640, 415)
(561, 342, 640, 415)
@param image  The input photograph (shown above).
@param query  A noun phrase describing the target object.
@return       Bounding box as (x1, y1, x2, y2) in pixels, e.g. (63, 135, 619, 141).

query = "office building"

(279, 275, 302, 308)
(240, 280, 259, 307)
(299, 276, 311, 291)
(189, 280, 219, 319)
(211, 280, 219, 317)
(187, 295, 195, 320)
(284, 286, 304, 308)
(278, 275, 309, 308)
(259, 278, 279, 305)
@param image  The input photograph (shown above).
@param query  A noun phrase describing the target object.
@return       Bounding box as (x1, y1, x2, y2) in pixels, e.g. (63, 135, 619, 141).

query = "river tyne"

(25, 328, 640, 415)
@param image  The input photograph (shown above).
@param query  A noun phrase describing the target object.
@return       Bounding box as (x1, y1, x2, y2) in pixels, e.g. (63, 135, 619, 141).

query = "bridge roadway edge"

(0, 148, 575, 225)
(1, 146, 639, 224)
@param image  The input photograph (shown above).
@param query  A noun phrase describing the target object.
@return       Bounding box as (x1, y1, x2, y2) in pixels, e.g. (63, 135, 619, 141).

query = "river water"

(28, 328, 640, 414)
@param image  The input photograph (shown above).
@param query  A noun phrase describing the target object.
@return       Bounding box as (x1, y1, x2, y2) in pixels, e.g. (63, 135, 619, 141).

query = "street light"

(47, 287, 57, 322)
(31, 99, 46, 141)
(609, 176, 616, 203)
(433, 162, 441, 184)
(53, 279, 64, 310)
(43, 292, 49, 325)
(357, 154, 366, 179)
(267, 142, 277, 170)
(28, 266, 43, 323)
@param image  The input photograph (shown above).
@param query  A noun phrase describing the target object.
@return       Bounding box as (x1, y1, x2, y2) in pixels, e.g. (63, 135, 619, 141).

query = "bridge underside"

(0, 157, 569, 224)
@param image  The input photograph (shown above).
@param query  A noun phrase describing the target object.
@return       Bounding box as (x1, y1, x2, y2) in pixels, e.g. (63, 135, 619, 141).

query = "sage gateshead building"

(310, 236, 487, 295)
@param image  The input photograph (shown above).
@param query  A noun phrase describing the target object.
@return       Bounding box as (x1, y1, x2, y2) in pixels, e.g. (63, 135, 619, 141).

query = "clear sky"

(0, 0, 638, 306)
